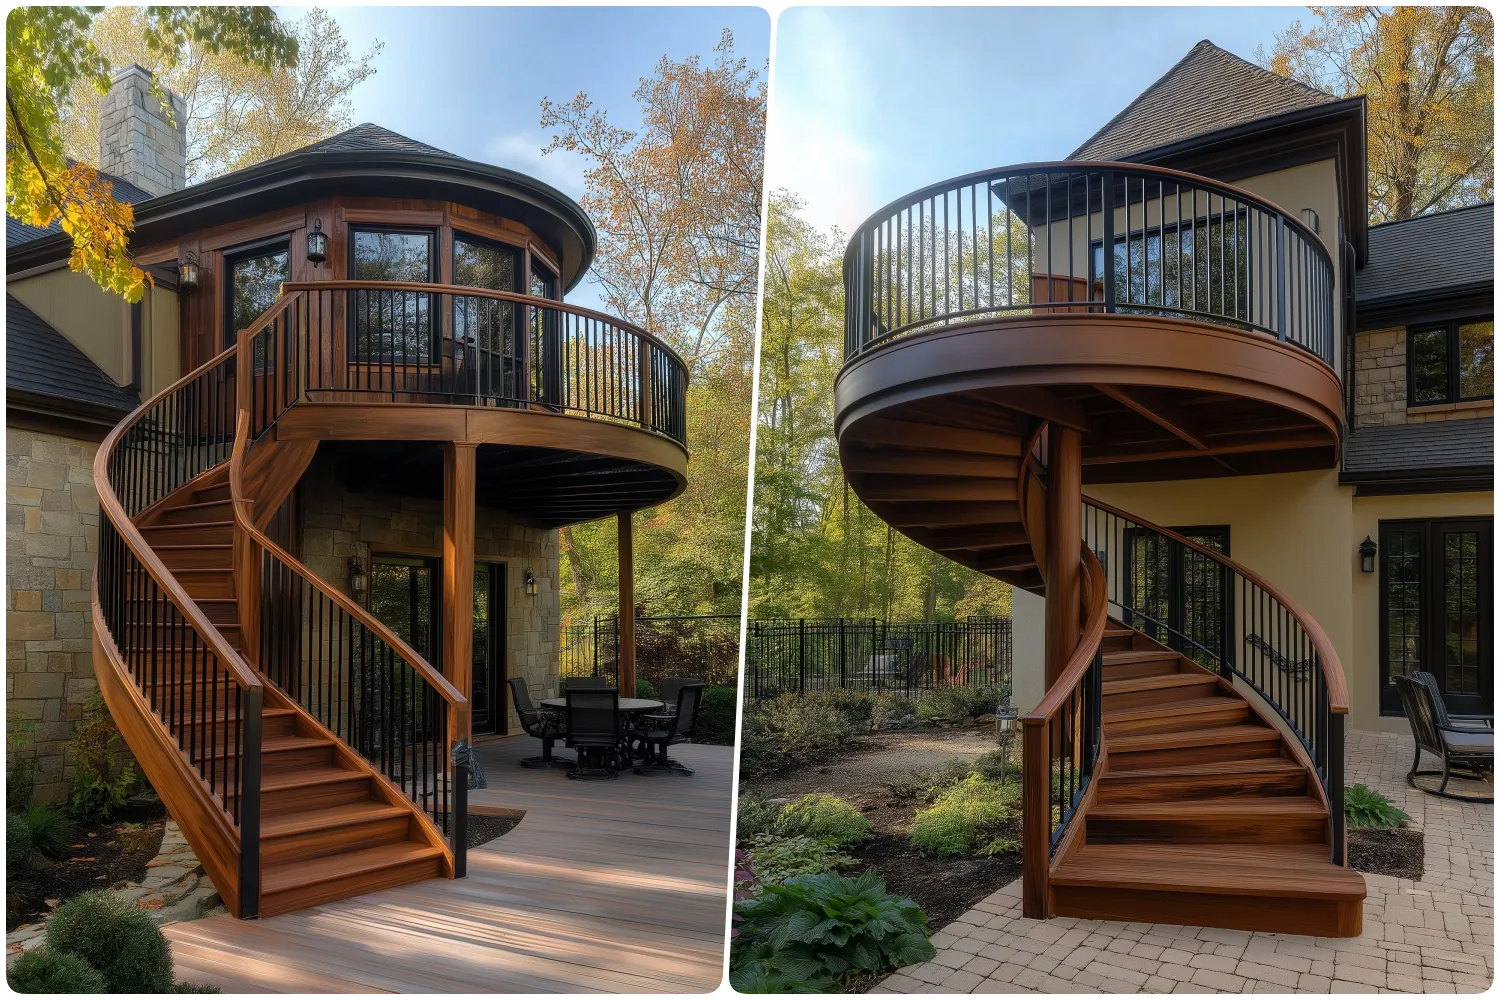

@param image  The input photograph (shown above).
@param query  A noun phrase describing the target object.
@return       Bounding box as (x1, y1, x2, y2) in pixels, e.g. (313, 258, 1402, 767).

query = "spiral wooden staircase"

(92, 282, 688, 917)
(837, 163, 1365, 936)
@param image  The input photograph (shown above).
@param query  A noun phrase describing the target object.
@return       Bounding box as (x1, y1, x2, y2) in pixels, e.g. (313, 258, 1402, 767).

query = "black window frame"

(222, 235, 292, 351)
(1405, 316, 1494, 407)
(347, 225, 438, 364)
(452, 230, 523, 293)
(1087, 207, 1251, 318)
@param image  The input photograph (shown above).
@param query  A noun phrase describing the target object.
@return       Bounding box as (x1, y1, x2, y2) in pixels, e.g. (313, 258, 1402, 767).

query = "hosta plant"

(1345, 783, 1411, 829)
(730, 871, 934, 992)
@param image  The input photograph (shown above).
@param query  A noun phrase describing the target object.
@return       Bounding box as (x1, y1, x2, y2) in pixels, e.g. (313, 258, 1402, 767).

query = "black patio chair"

(633, 682, 705, 777)
(507, 677, 572, 770)
(1393, 671, 1493, 802)
(565, 688, 624, 780)
(565, 676, 608, 690)
(657, 676, 704, 715)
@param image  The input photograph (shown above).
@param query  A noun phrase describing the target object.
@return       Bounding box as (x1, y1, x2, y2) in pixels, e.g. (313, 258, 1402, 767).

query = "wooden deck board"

(163, 737, 734, 993)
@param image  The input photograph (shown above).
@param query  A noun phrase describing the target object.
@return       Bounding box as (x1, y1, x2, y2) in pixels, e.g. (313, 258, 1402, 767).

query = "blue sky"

(770, 6, 1312, 237)
(295, 6, 769, 306)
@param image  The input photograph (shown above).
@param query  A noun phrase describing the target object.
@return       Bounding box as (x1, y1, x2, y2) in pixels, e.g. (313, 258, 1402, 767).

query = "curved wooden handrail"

(1023, 542, 1108, 725)
(93, 348, 261, 693)
(1083, 495, 1348, 713)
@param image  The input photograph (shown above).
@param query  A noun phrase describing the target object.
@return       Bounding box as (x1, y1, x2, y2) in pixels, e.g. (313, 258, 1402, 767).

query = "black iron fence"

(560, 614, 741, 691)
(745, 617, 1011, 699)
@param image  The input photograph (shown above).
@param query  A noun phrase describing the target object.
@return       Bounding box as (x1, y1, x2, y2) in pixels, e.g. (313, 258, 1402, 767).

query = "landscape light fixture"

(1359, 536, 1377, 574)
(178, 251, 199, 291)
(306, 219, 328, 264)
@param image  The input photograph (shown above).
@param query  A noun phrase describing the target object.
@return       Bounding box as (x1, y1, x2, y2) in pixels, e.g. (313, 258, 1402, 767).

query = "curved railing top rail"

(1083, 494, 1347, 713)
(1023, 543, 1108, 724)
(93, 348, 261, 692)
(278, 280, 691, 374)
(841, 159, 1336, 369)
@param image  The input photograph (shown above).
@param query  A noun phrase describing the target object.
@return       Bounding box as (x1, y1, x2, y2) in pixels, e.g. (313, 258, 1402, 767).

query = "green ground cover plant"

(774, 793, 872, 847)
(1345, 783, 1411, 829)
(743, 833, 854, 886)
(908, 774, 1019, 856)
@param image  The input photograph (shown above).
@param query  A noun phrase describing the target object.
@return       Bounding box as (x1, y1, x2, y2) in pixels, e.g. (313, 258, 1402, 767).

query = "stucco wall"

(9, 271, 132, 388)
(297, 460, 561, 734)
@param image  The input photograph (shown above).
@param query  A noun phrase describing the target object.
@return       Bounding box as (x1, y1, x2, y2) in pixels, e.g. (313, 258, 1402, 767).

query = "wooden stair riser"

(1103, 703, 1251, 737)
(1108, 734, 1284, 771)
(1096, 766, 1308, 804)
(260, 743, 336, 775)
(1050, 884, 1361, 938)
(1102, 676, 1222, 711)
(175, 570, 236, 600)
(1102, 659, 1181, 681)
(1086, 808, 1329, 846)
(256, 774, 373, 815)
(138, 522, 235, 546)
(261, 814, 415, 868)
(154, 545, 234, 571)
(258, 851, 443, 918)
(157, 500, 234, 525)
(192, 483, 233, 503)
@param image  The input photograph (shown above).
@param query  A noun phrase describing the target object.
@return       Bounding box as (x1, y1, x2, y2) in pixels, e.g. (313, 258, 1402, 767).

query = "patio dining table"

(541, 697, 665, 768)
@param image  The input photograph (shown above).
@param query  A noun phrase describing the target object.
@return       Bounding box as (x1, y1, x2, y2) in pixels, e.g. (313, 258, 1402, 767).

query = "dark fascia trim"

(6, 388, 136, 428)
(1341, 464, 1494, 496)
(6, 150, 598, 292)
(1355, 284, 1492, 331)
(1113, 97, 1368, 266)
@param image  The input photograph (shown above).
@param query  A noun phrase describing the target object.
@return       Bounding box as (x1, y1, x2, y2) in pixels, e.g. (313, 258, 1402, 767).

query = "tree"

(541, 30, 764, 623)
(7, 7, 297, 301)
(1262, 6, 1494, 222)
(60, 7, 381, 183)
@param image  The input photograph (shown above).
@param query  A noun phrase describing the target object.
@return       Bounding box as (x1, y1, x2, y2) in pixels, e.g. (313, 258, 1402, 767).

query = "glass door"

(224, 240, 291, 350)
(472, 563, 508, 735)
(1123, 525, 1230, 668)
(453, 234, 521, 404)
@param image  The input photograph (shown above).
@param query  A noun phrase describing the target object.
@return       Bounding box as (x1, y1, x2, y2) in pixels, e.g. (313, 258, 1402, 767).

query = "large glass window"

(1408, 318, 1493, 405)
(224, 242, 290, 349)
(453, 233, 521, 400)
(349, 228, 434, 362)
(1091, 212, 1249, 321)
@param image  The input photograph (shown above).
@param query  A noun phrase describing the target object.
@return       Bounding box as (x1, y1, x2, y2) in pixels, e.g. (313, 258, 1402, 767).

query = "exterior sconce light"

(349, 556, 368, 598)
(1359, 536, 1377, 574)
(178, 251, 199, 291)
(524, 568, 537, 596)
(1300, 208, 1320, 234)
(306, 218, 328, 264)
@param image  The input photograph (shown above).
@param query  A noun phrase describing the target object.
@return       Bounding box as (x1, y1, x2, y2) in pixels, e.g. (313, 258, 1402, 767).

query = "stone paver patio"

(874, 729, 1493, 994)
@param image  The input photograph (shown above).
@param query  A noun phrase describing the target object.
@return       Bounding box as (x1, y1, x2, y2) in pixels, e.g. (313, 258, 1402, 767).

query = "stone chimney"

(98, 64, 187, 196)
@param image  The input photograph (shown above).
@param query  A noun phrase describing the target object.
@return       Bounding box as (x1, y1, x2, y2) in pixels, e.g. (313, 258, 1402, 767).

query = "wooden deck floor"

(163, 737, 734, 993)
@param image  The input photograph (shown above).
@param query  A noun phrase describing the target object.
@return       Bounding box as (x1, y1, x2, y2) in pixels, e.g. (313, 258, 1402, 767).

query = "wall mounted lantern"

(524, 568, 537, 596)
(178, 251, 199, 291)
(306, 219, 328, 264)
(1300, 208, 1321, 234)
(349, 556, 368, 598)
(1359, 536, 1378, 573)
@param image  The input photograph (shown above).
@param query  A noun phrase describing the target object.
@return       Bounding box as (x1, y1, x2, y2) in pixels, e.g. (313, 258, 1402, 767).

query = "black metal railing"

(560, 614, 741, 691)
(843, 162, 1334, 368)
(244, 282, 688, 446)
(744, 617, 1011, 699)
(1081, 497, 1348, 863)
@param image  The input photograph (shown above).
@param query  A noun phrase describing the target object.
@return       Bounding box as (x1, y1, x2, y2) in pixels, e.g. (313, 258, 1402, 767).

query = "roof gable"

(1070, 40, 1339, 161)
(1357, 203, 1494, 304)
(6, 294, 139, 417)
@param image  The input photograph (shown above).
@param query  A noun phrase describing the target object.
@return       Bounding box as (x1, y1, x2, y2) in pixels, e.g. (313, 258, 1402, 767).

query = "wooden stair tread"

(1104, 649, 1182, 665)
(261, 801, 411, 839)
(1103, 697, 1247, 726)
(205, 735, 331, 759)
(1052, 843, 1365, 900)
(1101, 757, 1305, 780)
(259, 766, 367, 792)
(261, 842, 444, 894)
(1109, 724, 1279, 752)
(1103, 674, 1220, 694)
(1089, 796, 1326, 820)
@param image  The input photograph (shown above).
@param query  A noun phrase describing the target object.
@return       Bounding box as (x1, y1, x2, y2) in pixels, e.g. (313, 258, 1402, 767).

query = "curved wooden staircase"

(836, 162, 1365, 936)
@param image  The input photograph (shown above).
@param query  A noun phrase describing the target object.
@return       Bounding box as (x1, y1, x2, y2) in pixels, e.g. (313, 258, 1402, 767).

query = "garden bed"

(8, 800, 167, 933)
(1349, 825, 1425, 881)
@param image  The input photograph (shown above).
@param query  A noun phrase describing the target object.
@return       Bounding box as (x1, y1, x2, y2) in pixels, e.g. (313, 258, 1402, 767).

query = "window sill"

(1408, 399, 1493, 416)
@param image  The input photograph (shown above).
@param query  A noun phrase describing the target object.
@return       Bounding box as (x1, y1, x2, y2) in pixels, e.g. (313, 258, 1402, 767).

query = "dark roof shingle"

(1356, 204, 1494, 304)
(1070, 40, 1339, 161)
(6, 294, 139, 416)
(5, 167, 158, 248)
(1344, 419, 1493, 475)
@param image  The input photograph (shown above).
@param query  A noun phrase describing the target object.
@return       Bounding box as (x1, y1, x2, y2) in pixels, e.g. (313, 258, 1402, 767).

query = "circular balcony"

(835, 162, 1342, 485)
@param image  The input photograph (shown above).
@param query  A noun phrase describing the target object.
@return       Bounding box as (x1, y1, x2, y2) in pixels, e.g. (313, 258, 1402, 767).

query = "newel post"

(1022, 717, 1049, 918)
(232, 332, 260, 666)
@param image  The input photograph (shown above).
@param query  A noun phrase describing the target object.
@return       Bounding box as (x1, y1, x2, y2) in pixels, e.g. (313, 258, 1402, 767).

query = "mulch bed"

(8, 800, 167, 932)
(1348, 825, 1425, 881)
(466, 813, 520, 850)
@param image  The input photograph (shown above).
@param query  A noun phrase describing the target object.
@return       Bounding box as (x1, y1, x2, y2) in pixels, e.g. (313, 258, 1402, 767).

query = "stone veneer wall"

(1353, 325, 1496, 428)
(6, 428, 104, 804)
(297, 461, 561, 734)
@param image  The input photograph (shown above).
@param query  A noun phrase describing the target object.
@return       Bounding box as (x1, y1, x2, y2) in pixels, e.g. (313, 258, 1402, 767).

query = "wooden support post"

(1022, 719, 1049, 918)
(1044, 425, 1083, 690)
(442, 442, 477, 743)
(617, 509, 636, 696)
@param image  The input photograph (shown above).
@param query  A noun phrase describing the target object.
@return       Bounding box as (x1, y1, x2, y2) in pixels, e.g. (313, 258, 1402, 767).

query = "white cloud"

(481, 132, 588, 200)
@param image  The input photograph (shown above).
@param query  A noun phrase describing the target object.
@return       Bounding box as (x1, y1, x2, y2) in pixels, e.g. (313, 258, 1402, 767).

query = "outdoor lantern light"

(348, 556, 367, 598)
(178, 251, 199, 291)
(1300, 208, 1321, 233)
(306, 219, 328, 264)
(524, 569, 537, 596)
(994, 702, 1020, 786)
(1360, 536, 1378, 573)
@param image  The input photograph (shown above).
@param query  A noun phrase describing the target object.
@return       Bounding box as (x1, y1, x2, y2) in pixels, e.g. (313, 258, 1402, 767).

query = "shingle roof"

(1344, 419, 1493, 475)
(288, 122, 462, 160)
(6, 294, 139, 416)
(1070, 40, 1339, 161)
(1357, 204, 1494, 303)
(4, 166, 158, 248)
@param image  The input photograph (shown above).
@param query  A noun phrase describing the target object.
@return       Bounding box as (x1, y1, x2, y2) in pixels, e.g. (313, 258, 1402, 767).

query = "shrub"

(1345, 784, 1411, 830)
(909, 774, 1018, 856)
(636, 679, 657, 699)
(694, 685, 738, 745)
(743, 833, 854, 886)
(971, 747, 1020, 782)
(7, 949, 108, 993)
(736, 793, 784, 842)
(45, 890, 174, 993)
(8, 815, 35, 874)
(21, 804, 77, 859)
(774, 793, 872, 847)
(170, 984, 222, 993)
(68, 693, 138, 821)
(730, 871, 934, 992)
(870, 692, 916, 729)
(739, 693, 867, 778)
(7, 711, 40, 812)
(915, 685, 1002, 721)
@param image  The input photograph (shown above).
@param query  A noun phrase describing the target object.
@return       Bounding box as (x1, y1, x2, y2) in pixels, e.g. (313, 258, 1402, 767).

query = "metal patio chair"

(633, 682, 705, 777)
(1393, 671, 1493, 802)
(508, 677, 572, 770)
(565, 688, 624, 780)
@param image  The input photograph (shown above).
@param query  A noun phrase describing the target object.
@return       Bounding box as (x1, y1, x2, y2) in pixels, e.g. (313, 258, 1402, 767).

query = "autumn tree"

(7, 6, 298, 300)
(1262, 6, 1494, 221)
(59, 7, 381, 183)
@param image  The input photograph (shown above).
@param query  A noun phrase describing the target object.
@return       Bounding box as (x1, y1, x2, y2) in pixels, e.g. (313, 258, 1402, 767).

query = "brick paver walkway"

(874, 729, 1493, 994)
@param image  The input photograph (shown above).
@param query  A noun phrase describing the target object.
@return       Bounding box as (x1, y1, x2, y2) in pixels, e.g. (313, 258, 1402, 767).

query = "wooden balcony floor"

(162, 736, 734, 993)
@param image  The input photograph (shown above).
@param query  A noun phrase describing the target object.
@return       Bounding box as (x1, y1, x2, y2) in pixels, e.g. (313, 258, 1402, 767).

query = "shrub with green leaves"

(908, 774, 1018, 856)
(730, 871, 934, 992)
(744, 833, 854, 886)
(7, 948, 108, 993)
(736, 793, 784, 842)
(694, 685, 738, 745)
(21, 803, 77, 859)
(869, 692, 916, 729)
(8, 816, 35, 876)
(45, 890, 174, 993)
(1345, 783, 1411, 830)
(740, 693, 869, 778)
(774, 793, 872, 847)
(914, 685, 1002, 721)
(7, 711, 40, 813)
(971, 747, 1020, 782)
(68, 693, 138, 821)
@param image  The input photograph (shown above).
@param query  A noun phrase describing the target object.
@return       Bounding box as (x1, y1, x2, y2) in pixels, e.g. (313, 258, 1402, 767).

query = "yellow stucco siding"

(8, 270, 131, 386)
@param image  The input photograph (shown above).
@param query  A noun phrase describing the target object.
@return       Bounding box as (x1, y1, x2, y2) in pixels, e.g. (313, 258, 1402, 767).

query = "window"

(1090, 210, 1249, 320)
(1122, 525, 1230, 669)
(224, 240, 290, 350)
(349, 228, 434, 362)
(530, 259, 561, 404)
(453, 233, 521, 400)
(1408, 318, 1493, 405)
